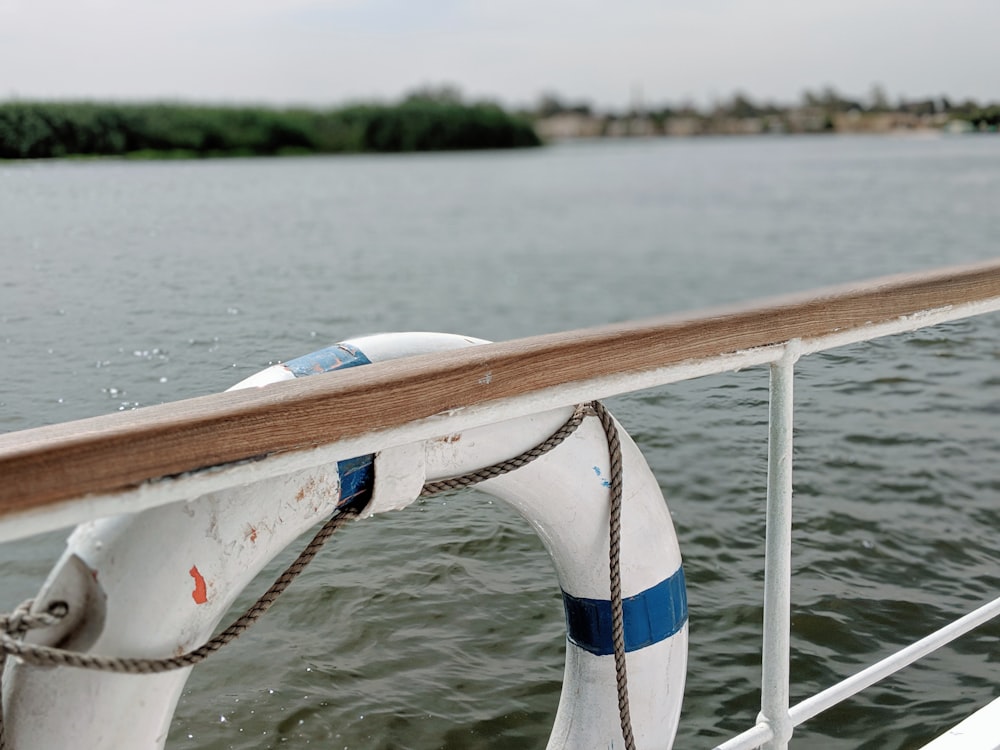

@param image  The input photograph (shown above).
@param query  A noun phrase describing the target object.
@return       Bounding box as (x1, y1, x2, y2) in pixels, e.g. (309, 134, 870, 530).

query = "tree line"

(0, 95, 541, 160)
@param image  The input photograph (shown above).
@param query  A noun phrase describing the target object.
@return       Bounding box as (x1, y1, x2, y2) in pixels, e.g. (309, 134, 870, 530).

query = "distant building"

(533, 96, 968, 141)
(534, 113, 604, 140)
(605, 117, 656, 137)
(832, 110, 948, 133)
(664, 117, 703, 137)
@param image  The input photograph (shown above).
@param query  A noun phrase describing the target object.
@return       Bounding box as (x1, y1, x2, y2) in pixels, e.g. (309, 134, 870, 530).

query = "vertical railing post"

(758, 343, 799, 750)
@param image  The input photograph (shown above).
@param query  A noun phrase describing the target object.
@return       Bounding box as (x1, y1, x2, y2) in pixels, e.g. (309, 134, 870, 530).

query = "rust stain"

(433, 434, 461, 444)
(295, 476, 317, 502)
(189, 565, 208, 604)
(248, 526, 258, 543)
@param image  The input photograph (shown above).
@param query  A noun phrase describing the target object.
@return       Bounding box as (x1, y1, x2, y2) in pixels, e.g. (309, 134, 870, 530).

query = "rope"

(0, 509, 357, 748)
(592, 401, 636, 750)
(0, 600, 68, 749)
(0, 511, 356, 676)
(0, 400, 636, 749)
(420, 403, 590, 495)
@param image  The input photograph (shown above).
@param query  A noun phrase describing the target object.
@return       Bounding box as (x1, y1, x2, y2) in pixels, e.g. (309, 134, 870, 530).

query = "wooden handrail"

(2, 261, 999, 517)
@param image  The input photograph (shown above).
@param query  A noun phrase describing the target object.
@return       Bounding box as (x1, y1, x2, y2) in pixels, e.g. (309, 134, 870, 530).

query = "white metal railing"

(2, 272, 1000, 748)
(758, 346, 797, 750)
(5, 294, 999, 546)
(715, 334, 1000, 750)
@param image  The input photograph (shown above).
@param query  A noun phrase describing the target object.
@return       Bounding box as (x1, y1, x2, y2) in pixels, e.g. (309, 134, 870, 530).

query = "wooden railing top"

(2, 260, 999, 518)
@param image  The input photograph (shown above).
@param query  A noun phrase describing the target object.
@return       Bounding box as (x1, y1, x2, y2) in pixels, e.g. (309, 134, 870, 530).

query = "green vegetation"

(0, 97, 541, 160)
(945, 102, 1000, 130)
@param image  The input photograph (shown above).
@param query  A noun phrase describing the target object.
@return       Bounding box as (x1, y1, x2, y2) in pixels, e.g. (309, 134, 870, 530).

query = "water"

(1, 135, 999, 749)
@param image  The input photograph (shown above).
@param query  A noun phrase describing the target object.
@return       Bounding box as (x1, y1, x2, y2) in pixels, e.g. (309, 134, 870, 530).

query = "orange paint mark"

(189, 565, 208, 604)
(295, 476, 318, 502)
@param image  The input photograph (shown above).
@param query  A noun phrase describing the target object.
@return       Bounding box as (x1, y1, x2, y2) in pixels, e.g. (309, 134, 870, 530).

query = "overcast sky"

(2, 0, 997, 110)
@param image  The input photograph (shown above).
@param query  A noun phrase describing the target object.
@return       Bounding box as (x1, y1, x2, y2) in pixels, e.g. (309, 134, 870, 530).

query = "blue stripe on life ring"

(562, 567, 687, 656)
(336, 454, 375, 512)
(288, 342, 375, 512)
(285, 344, 372, 376)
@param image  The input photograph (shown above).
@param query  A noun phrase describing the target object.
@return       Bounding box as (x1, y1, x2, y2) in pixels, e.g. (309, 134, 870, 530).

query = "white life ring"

(3, 332, 688, 749)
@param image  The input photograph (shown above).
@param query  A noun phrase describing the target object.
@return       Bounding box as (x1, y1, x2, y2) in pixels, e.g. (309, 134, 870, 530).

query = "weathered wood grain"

(2, 261, 999, 517)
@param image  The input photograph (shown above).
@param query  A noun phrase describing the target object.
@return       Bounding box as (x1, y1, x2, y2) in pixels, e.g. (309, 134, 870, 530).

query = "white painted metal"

(788, 594, 1000, 727)
(920, 695, 1000, 750)
(1, 299, 999, 750)
(3, 333, 687, 750)
(758, 345, 799, 750)
(3, 297, 1000, 545)
(716, 594, 1000, 750)
(714, 721, 774, 750)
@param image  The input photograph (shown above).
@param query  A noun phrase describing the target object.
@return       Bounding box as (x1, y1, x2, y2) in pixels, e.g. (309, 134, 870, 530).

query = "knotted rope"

(0, 401, 636, 749)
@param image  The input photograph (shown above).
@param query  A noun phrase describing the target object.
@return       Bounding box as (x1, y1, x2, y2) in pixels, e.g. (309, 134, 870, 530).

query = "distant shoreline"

(0, 99, 541, 160)
(531, 94, 999, 140)
(533, 111, 996, 140)
(5, 96, 995, 162)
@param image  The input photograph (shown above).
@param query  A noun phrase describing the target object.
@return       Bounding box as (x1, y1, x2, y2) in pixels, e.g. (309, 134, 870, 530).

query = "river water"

(1, 135, 999, 749)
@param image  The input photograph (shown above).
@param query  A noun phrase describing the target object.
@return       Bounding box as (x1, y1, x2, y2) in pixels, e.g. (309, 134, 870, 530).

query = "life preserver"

(3, 332, 688, 749)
